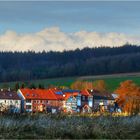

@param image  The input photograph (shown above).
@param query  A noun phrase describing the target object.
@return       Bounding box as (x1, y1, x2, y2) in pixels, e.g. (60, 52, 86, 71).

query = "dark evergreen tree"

(0, 45, 140, 82)
(38, 83, 45, 89)
(14, 82, 20, 91)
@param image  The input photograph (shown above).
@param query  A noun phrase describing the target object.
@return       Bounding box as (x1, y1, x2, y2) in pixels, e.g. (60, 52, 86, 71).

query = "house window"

(26, 105, 31, 109)
(82, 96, 85, 100)
(70, 97, 73, 102)
(26, 100, 31, 103)
(76, 96, 81, 106)
(26, 93, 29, 96)
(88, 97, 93, 107)
(33, 100, 36, 103)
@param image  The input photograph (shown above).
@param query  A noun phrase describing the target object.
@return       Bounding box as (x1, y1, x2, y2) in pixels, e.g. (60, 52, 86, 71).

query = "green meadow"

(0, 73, 140, 92)
(85, 76, 140, 92)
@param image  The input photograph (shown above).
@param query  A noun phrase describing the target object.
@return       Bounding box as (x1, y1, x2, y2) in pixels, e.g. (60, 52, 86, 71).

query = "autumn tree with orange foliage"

(115, 80, 140, 115)
(71, 81, 94, 90)
(71, 80, 107, 92)
(94, 80, 107, 92)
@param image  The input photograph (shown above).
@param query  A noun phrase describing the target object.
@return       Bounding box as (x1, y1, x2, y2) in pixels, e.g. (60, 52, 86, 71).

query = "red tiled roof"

(20, 88, 59, 100)
(20, 88, 92, 101)
(63, 92, 79, 100)
(80, 90, 91, 96)
(48, 88, 64, 100)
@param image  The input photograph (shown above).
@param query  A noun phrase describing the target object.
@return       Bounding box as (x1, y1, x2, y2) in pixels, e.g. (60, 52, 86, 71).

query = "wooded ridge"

(0, 44, 140, 82)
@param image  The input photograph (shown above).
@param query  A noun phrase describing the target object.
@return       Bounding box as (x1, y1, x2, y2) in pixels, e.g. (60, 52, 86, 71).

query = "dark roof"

(0, 91, 21, 100)
(88, 89, 114, 100)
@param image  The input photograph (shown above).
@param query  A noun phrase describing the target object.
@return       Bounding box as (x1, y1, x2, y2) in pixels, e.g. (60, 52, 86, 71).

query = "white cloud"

(0, 27, 140, 52)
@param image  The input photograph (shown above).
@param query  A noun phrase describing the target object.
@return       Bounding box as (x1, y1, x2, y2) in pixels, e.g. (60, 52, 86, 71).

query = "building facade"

(18, 88, 64, 113)
(0, 90, 21, 113)
(88, 89, 114, 112)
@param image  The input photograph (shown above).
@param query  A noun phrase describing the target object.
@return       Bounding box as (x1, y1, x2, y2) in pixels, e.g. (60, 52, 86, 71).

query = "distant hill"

(0, 44, 140, 82)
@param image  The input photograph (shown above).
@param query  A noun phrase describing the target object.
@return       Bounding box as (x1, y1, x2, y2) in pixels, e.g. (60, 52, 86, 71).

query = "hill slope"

(0, 44, 140, 82)
(1, 73, 140, 92)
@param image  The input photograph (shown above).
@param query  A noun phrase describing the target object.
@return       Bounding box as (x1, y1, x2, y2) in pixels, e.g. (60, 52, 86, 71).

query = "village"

(0, 1, 140, 139)
(0, 86, 119, 114)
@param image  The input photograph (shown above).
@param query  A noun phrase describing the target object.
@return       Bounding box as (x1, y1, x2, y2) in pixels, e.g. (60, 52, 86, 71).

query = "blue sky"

(0, 1, 140, 52)
(0, 1, 140, 34)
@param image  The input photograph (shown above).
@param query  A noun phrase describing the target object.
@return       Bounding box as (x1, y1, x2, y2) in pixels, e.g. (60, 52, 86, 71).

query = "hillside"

(0, 44, 140, 82)
(1, 73, 140, 92)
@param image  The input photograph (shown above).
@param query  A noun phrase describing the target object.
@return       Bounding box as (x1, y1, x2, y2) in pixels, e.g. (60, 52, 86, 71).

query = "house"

(0, 89, 21, 113)
(88, 89, 115, 112)
(80, 90, 93, 107)
(46, 88, 64, 113)
(111, 93, 119, 100)
(17, 88, 64, 113)
(111, 93, 122, 112)
(17, 87, 115, 114)
(62, 89, 80, 113)
(61, 89, 94, 113)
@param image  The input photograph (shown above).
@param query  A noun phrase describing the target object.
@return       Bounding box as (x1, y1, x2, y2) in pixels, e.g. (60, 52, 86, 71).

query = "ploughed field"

(0, 114, 140, 139)
(1, 72, 140, 92)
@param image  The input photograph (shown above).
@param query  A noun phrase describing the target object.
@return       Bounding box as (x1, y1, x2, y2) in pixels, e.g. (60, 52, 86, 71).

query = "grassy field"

(1, 73, 140, 92)
(0, 77, 76, 90)
(0, 114, 140, 139)
(84, 76, 140, 92)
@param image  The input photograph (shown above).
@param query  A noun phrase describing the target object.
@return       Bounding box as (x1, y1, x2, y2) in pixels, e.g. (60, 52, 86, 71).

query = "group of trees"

(115, 80, 140, 115)
(1, 82, 45, 91)
(0, 44, 140, 82)
(71, 80, 107, 92)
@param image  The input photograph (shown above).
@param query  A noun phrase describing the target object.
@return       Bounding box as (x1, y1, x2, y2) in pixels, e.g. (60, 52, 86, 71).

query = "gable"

(66, 96, 76, 103)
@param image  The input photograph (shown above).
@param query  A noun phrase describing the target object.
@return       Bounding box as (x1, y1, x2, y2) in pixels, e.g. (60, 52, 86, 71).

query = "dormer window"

(32, 93, 35, 97)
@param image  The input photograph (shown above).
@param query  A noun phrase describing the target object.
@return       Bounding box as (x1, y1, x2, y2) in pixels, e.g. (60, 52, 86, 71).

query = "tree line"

(0, 44, 140, 82)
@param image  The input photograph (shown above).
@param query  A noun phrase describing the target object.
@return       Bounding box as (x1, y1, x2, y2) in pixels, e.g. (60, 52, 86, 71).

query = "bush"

(0, 114, 140, 139)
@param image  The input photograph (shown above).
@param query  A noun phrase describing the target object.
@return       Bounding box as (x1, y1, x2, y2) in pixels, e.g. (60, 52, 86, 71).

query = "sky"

(0, 1, 140, 52)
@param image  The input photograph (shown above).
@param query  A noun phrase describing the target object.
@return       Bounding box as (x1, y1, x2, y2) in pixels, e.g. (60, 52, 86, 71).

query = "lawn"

(0, 77, 76, 90)
(0, 114, 140, 139)
(84, 76, 140, 92)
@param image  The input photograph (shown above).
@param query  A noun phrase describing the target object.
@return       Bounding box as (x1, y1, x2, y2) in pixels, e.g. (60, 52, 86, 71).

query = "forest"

(0, 44, 140, 82)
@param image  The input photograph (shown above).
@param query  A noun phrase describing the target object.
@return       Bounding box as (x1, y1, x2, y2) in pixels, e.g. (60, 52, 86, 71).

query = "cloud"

(0, 27, 140, 52)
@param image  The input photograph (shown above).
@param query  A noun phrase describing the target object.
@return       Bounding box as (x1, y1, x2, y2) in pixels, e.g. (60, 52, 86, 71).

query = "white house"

(0, 89, 21, 113)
